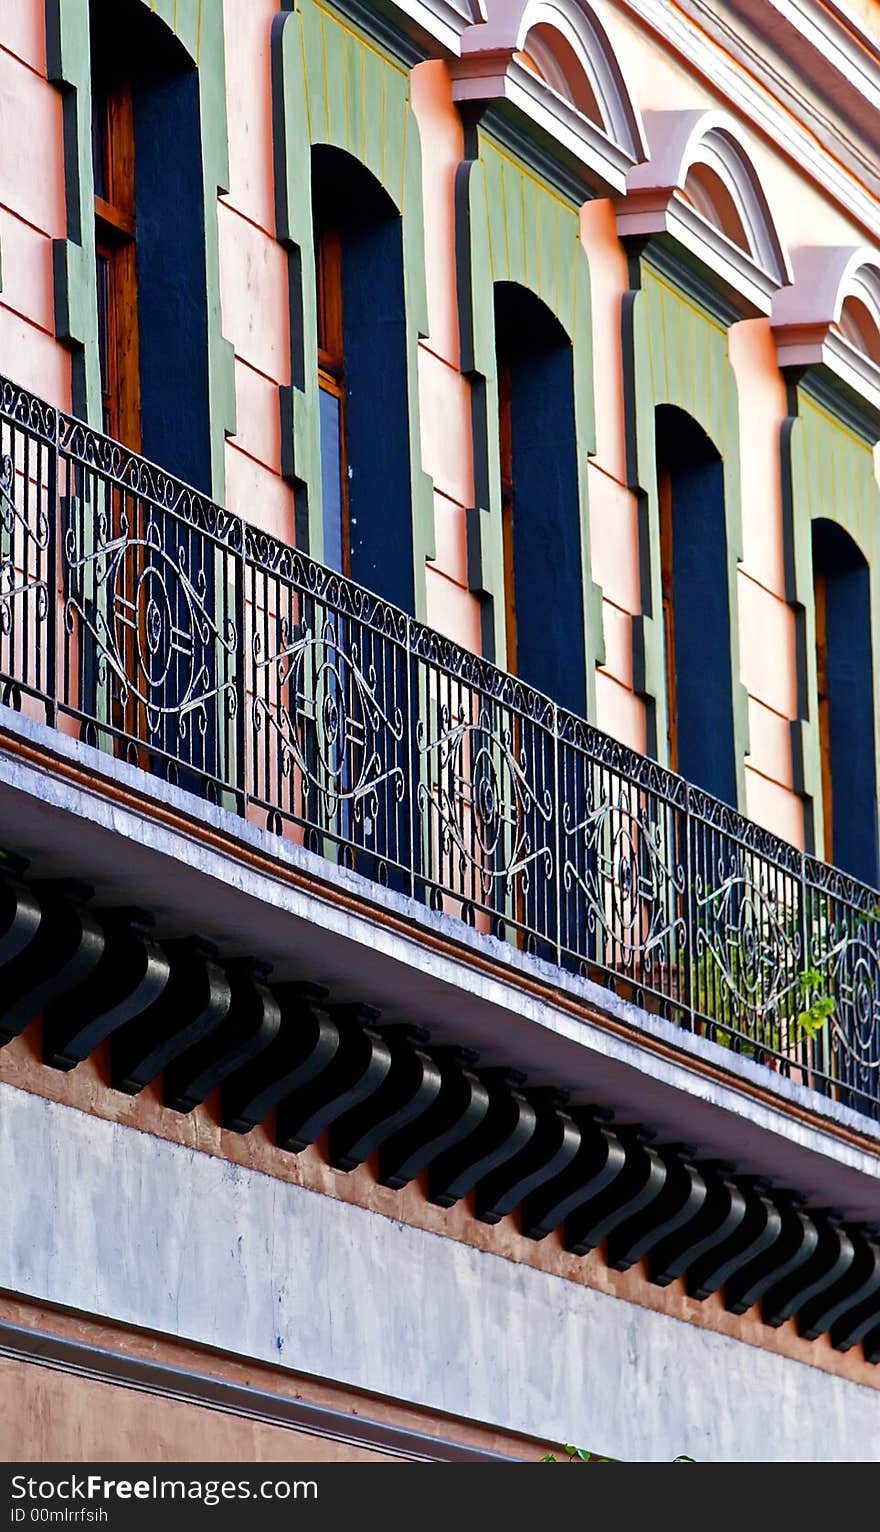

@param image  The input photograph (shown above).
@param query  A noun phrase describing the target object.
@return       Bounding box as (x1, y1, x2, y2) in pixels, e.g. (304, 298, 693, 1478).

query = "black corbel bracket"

(829, 1239, 880, 1353)
(521, 1110, 624, 1242)
(648, 1163, 746, 1287)
(0, 880, 104, 1045)
(687, 1181, 782, 1301)
(164, 958, 281, 1114)
(474, 1088, 581, 1227)
(222, 982, 333, 1134)
(276, 1004, 391, 1154)
(428, 1068, 535, 1211)
(725, 1195, 818, 1316)
(762, 1213, 848, 1329)
(111, 937, 232, 1096)
(0, 863, 41, 971)
(377, 1047, 488, 1191)
(566, 1130, 668, 1257)
(44, 907, 170, 1070)
(328, 1025, 443, 1173)
(607, 1145, 706, 1274)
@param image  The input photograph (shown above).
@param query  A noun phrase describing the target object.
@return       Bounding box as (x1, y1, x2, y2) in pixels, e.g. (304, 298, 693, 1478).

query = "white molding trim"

(724, 0, 880, 123)
(376, 0, 489, 56)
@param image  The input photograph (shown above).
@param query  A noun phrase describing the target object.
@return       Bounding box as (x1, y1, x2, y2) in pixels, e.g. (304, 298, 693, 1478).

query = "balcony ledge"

(2, 702, 879, 1226)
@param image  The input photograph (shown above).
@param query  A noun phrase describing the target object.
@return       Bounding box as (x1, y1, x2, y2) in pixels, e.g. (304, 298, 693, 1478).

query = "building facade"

(0, 0, 880, 1461)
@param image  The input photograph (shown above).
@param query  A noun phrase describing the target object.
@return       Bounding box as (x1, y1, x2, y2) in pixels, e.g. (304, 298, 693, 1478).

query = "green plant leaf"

(798, 967, 824, 991)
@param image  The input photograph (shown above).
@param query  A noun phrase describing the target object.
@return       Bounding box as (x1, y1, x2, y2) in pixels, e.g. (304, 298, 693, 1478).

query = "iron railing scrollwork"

(1, 373, 879, 1117)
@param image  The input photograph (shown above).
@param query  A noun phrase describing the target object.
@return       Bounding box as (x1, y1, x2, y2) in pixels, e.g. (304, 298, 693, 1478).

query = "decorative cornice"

(474, 96, 623, 204)
(798, 362, 880, 444)
(723, 0, 880, 139)
(319, 0, 432, 64)
(617, 109, 791, 320)
(612, 0, 880, 244)
(773, 245, 880, 438)
(452, 0, 646, 195)
(639, 241, 744, 327)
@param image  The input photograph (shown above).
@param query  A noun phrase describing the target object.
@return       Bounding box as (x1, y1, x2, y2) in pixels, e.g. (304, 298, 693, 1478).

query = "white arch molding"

(618, 109, 791, 317)
(453, 0, 647, 195)
(773, 247, 880, 428)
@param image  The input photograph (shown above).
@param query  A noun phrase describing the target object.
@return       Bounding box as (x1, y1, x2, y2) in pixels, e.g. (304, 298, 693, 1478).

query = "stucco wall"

(0, 1084, 878, 1463)
(0, 1356, 397, 1462)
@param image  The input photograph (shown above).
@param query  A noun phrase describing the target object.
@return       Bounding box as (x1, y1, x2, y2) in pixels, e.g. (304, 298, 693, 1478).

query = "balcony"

(0, 371, 878, 1124)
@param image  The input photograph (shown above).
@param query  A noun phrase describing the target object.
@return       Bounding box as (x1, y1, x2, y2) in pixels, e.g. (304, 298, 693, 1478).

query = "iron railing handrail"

(0, 372, 878, 1118)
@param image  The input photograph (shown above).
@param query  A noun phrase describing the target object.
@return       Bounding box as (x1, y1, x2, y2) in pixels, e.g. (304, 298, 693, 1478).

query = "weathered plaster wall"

(1, 1083, 879, 1463)
(0, 1292, 540, 1460)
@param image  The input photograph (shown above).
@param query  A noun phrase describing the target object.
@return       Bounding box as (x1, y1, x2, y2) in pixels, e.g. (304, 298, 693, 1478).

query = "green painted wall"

(443, 126, 597, 930)
(626, 260, 749, 803)
(785, 391, 880, 857)
(456, 129, 603, 712)
(271, 0, 433, 618)
(45, 0, 236, 499)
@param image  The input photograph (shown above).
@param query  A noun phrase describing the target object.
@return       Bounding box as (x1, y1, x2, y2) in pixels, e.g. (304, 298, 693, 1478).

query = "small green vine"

(539, 1443, 694, 1463)
(684, 899, 880, 1061)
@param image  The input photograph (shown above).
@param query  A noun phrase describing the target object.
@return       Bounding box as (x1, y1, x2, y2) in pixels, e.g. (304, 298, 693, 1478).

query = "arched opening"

(655, 405, 736, 805)
(90, 0, 210, 490)
(311, 145, 413, 613)
(516, 24, 603, 124)
(680, 162, 750, 253)
(837, 295, 880, 367)
(494, 282, 585, 712)
(812, 521, 878, 884)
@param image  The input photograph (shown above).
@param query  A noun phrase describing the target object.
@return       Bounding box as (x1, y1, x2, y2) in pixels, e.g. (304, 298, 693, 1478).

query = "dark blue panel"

(508, 342, 585, 715)
(319, 387, 345, 574)
(815, 522, 879, 886)
(133, 68, 211, 494)
(670, 456, 737, 805)
(341, 213, 414, 614)
(657, 407, 736, 807)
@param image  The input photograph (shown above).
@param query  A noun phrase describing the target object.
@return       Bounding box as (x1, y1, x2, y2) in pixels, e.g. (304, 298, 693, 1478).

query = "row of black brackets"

(1, 865, 878, 1359)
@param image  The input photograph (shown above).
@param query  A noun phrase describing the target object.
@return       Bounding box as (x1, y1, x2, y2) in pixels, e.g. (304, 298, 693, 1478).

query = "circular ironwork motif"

(472, 742, 506, 857)
(312, 653, 362, 785)
(133, 563, 176, 689)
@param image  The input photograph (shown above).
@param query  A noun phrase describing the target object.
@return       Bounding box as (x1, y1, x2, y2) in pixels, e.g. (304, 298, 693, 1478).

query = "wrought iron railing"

(1, 374, 879, 1117)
